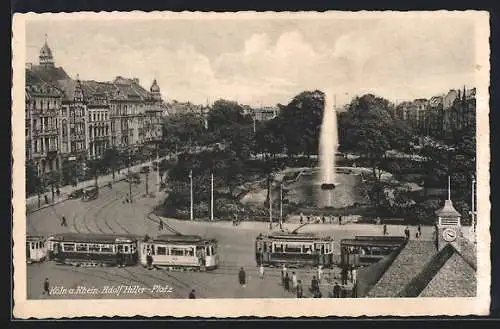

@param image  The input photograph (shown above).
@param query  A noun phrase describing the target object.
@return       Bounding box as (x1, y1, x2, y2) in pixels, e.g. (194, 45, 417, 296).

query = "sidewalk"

(26, 157, 167, 214)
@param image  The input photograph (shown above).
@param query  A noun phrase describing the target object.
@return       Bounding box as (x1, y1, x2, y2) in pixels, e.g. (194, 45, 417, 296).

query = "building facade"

(395, 87, 476, 139)
(25, 39, 168, 182)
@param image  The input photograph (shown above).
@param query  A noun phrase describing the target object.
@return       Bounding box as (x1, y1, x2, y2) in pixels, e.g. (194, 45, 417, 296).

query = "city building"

(395, 87, 475, 139)
(251, 106, 280, 122)
(25, 38, 168, 180)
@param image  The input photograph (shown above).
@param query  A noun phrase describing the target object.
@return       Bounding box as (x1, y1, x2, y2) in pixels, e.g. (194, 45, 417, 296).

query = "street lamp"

(210, 172, 214, 221)
(189, 169, 193, 221)
(279, 182, 283, 230)
(128, 152, 133, 203)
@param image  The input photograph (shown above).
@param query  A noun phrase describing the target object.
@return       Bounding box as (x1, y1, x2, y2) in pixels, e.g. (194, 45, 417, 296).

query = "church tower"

(435, 177, 462, 251)
(150, 79, 162, 101)
(39, 34, 55, 67)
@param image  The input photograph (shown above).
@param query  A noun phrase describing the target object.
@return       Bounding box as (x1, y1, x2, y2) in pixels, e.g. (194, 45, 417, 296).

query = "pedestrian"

(307, 216, 311, 222)
(322, 215, 325, 224)
(158, 218, 164, 231)
(352, 268, 358, 286)
(43, 278, 50, 296)
(56, 187, 60, 198)
(259, 264, 265, 279)
(376, 216, 381, 225)
(338, 215, 342, 225)
(146, 253, 153, 270)
(333, 282, 341, 298)
(296, 280, 303, 298)
(281, 264, 287, 285)
(61, 216, 67, 227)
(417, 224, 422, 238)
(188, 289, 196, 299)
(291, 272, 298, 290)
(383, 224, 388, 236)
(317, 266, 324, 283)
(310, 276, 319, 294)
(300, 212, 304, 224)
(283, 273, 290, 291)
(44, 194, 49, 204)
(238, 267, 246, 287)
(341, 267, 348, 285)
(405, 226, 410, 239)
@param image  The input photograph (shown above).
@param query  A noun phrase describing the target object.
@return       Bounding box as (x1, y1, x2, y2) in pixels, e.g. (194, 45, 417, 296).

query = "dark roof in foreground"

(28, 64, 70, 82)
(362, 238, 477, 298)
(367, 240, 437, 297)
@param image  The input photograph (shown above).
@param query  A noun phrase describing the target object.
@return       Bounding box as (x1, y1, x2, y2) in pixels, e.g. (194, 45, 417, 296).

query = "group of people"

(404, 224, 423, 239)
(299, 213, 343, 225)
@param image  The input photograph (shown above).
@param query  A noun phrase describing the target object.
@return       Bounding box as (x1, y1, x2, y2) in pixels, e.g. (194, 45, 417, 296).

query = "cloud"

(26, 18, 477, 107)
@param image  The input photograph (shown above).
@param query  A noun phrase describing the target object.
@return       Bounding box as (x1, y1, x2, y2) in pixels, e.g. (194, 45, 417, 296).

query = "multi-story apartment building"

(395, 87, 476, 140)
(25, 38, 168, 180)
(25, 68, 64, 175)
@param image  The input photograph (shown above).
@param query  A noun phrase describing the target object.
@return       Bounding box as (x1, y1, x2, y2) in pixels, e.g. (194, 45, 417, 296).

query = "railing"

(33, 128, 59, 136)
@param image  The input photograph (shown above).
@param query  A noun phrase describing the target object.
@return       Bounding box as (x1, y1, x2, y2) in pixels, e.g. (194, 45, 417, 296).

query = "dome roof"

(150, 79, 160, 92)
(435, 199, 461, 218)
(40, 41, 53, 58)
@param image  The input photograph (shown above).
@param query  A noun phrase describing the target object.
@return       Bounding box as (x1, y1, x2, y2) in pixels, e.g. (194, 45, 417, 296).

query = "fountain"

(319, 91, 339, 207)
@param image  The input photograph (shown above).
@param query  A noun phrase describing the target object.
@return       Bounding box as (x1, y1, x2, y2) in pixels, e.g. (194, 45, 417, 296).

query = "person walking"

(259, 264, 265, 279)
(317, 266, 324, 283)
(417, 224, 422, 238)
(43, 278, 50, 296)
(56, 187, 61, 198)
(158, 218, 164, 231)
(383, 224, 388, 236)
(333, 282, 341, 298)
(188, 289, 196, 299)
(44, 194, 49, 205)
(341, 267, 348, 285)
(281, 264, 287, 285)
(404, 226, 410, 239)
(238, 267, 246, 287)
(283, 273, 290, 291)
(296, 280, 303, 298)
(291, 272, 298, 291)
(338, 215, 342, 225)
(310, 276, 319, 294)
(60, 216, 67, 227)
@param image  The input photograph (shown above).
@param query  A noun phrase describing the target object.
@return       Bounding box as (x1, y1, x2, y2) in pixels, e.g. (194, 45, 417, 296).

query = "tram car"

(255, 232, 336, 268)
(26, 235, 48, 264)
(139, 234, 219, 271)
(340, 235, 406, 267)
(46, 233, 139, 267)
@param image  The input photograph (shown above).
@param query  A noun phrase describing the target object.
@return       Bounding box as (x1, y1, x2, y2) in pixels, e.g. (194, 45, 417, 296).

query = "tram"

(46, 233, 139, 267)
(340, 236, 406, 267)
(140, 234, 219, 271)
(255, 232, 336, 268)
(26, 235, 48, 264)
(82, 186, 99, 201)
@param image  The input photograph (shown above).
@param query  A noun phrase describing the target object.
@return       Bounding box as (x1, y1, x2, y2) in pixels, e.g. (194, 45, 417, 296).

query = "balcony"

(33, 128, 59, 136)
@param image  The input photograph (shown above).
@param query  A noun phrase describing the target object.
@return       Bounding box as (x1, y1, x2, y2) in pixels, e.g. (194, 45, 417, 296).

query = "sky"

(25, 13, 477, 107)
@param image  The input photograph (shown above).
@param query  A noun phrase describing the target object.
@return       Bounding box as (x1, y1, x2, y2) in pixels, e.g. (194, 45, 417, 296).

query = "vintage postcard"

(12, 11, 490, 318)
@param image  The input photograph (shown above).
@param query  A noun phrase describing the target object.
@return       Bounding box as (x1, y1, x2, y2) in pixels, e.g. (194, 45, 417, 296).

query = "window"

(76, 243, 88, 252)
(89, 244, 100, 253)
(156, 246, 167, 255)
(171, 248, 184, 256)
(63, 243, 75, 252)
(123, 245, 129, 253)
(101, 244, 113, 253)
(274, 244, 283, 253)
(284, 245, 302, 253)
(186, 248, 194, 257)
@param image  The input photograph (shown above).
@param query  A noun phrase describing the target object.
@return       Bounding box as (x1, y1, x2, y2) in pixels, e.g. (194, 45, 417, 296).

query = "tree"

(254, 118, 284, 159)
(162, 113, 208, 154)
(102, 147, 121, 180)
(277, 90, 325, 158)
(340, 94, 401, 208)
(26, 160, 40, 196)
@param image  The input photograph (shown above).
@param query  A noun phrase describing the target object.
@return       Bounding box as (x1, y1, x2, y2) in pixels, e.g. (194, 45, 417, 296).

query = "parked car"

(140, 166, 150, 174)
(68, 188, 84, 199)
